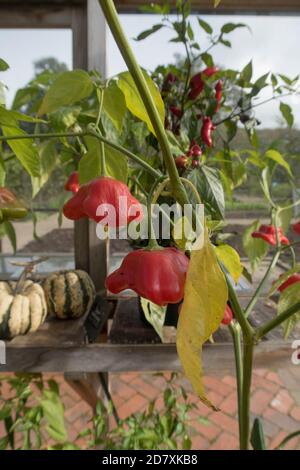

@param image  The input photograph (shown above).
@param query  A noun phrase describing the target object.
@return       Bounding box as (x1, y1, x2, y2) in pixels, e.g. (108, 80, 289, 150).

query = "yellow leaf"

(176, 229, 228, 410)
(215, 244, 243, 284)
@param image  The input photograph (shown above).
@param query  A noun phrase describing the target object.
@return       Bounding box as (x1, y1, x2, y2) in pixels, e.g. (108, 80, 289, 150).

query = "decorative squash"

(0, 280, 47, 339)
(43, 270, 95, 319)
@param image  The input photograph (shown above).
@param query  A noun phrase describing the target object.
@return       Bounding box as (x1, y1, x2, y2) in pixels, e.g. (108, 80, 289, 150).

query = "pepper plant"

(0, 0, 300, 451)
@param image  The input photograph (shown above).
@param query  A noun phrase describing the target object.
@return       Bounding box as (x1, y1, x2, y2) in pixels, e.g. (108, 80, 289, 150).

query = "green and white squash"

(0, 280, 47, 339)
(43, 270, 95, 320)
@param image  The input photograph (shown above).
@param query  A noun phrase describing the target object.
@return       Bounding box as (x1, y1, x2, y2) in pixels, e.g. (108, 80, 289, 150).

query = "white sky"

(0, 14, 299, 127)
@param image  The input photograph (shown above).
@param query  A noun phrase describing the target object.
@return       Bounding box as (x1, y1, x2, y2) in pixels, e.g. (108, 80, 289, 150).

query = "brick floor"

(0, 368, 299, 450)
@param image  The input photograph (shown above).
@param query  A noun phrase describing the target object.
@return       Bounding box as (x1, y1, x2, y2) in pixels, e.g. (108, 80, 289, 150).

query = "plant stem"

(245, 251, 280, 318)
(240, 339, 254, 450)
(98, 0, 190, 208)
(256, 299, 300, 339)
(229, 321, 243, 446)
(0, 130, 161, 179)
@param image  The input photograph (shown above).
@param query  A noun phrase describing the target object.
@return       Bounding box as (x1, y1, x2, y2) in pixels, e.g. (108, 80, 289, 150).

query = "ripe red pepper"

(203, 66, 219, 77)
(292, 221, 300, 235)
(215, 80, 223, 112)
(201, 117, 215, 147)
(105, 247, 189, 306)
(63, 176, 143, 227)
(175, 156, 188, 169)
(65, 171, 80, 194)
(191, 159, 200, 169)
(0, 188, 28, 222)
(251, 225, 290, 246)
(170, 106, 183, 119)
(190, 144, 202, 158)
(189, 73, 204, 100)
(277, 274, 300, 292)
(222, 305, 233, 325)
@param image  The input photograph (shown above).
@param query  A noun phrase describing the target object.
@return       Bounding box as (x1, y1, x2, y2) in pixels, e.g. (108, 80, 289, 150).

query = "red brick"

(206, 390, 223, 408)
(190, 419, 220, 441)
(209, 433, 239, 450)
(271, 389, 294, 414)
(263, 408, 299, 432)
(252, 374, 280, 394)
(283, 436, 300, 450)
(191, 434, 210, 450)
(117, 372, 138, 383)
(65, 401, 90, 424)
(115, 383, 134, 400)
(203, 376, 233, 396)
(117, 393, 148, 419)
(269, 430, 287, 449)
(222, 375, 236, 388)
(130, 378, 159, 400)
(290, 406, 300, 421)
(220, 391, 238, 416)
(210, 412, 239, 437)
(253, 368, 268, 378)
(266, 371, 284, 386)
(251, 389, 273, 415)
(190, 398, 211, 417)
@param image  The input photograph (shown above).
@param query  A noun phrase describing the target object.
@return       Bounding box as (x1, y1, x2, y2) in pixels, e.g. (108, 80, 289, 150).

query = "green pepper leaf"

(2, 126, 40, 177)
(278, 283, 300, 339)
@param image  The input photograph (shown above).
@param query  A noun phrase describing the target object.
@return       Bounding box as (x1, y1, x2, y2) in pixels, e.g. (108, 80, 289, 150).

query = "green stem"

(229, 321, 243, 446)
(245, 251, 280, 318)
(240, 339, 254, 450)
(256, 299, 300, 339)
(0, 130, 161, 179)
(98, 0, 190, 208)
(146, 177, 167, 249)
(95, 88, 107, 176)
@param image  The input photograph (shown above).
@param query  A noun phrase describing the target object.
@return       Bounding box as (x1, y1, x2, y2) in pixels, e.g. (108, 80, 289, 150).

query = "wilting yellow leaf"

(215, 244, 243, 284)
(176, 229, 228, 410)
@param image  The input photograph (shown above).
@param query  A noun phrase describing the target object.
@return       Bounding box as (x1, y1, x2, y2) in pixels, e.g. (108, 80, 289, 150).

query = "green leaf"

(0, 107, 45, 126)
(135, 24, 164, 41)
(277, 205, 293, 234)
(279, 102, 294, 128)
(219, 38, 231, 48)
(250, 418, 266, 450)
(198, 18, 213, 34)
(0, 221, 17, 253)
(221, 23, 248, 34)
(38, 70, 94, 116)
(140, 298, 167, 341)
(103, 81, 126, 132)
(2, 126, 40, 177)
(31, 140, 57, 198)
(117, 70, 165, 136)
(264, 149, 292, 177)
(201, 52, 214, 67)
(241, 60, 253, 83)
(78, 135, 128, 184)
(242, 220, 269, 272)
(215, 244, 243, 284)
(251, 73, 269, 97)
(260, 167, 273, 206)
(200, 166, 225, 219)
(278, 283, 300, 339)
(0, 59, 9, 71)
(40, 390, 67, 443)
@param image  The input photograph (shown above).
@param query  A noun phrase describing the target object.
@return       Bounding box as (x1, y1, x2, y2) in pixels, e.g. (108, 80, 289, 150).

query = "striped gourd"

(43, 270, 95, 319)
(0, 280, 47, 339)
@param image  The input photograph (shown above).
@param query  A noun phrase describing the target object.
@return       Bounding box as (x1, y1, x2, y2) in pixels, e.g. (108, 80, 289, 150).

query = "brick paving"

(0, 368, 299, 450)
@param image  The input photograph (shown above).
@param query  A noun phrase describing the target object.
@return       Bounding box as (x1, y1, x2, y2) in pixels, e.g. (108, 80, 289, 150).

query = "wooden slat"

(0, 340, 295, 373)
(0, 6, 74, 28)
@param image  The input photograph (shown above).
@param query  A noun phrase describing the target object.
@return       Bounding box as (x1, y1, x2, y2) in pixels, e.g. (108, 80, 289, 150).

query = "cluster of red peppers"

(0, 188, 28, 222)
(175, 142, 202, 171)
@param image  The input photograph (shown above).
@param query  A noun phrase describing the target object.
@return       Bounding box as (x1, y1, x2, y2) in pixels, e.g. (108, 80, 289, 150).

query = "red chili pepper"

(251, 225, 290, 246)
(170, 106, 183, 119)
(215, 80, 223, 112)
(65, 171, 80, 194)
(203, 66, 219, 77)
(63, 176, 143, 227)
(105, 247, 189, 306)
(0, 188, 28, 222)
(175, 156, 188, 169)
(201, 117, 215, 147)
(189, 73, 204, 100)
(222, 304, 233, 325)
(292, 221, 300, 235)
(165, 72, 177, 84)
(190, 144, 202, 158)
(277, 274, 300, 292)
